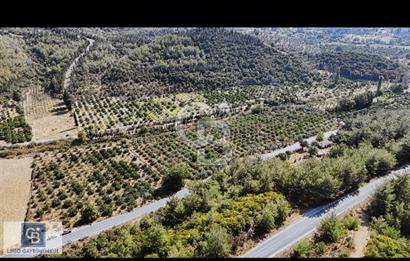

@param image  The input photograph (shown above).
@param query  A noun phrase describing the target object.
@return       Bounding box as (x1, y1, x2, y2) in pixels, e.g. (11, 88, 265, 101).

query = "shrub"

(81, 204, 99, 223)
(292, 240, 315, 258)
(200, 225, 231, 258)
(318, 213, 346, 243)
(316, 131, 324, 142)
(162, 163, 189, 192)
(255, 203, 279, 235)
(100, 204, 113, 217)
(342, 215, 359, 231)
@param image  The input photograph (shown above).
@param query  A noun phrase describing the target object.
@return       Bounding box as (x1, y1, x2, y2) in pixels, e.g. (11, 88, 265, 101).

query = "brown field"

(0, 157, 33, 254)
(23, 86, 78, 143)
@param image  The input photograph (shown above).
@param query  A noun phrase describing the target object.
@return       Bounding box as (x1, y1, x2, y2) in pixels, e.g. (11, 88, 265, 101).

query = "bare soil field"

(24, 86, 77, 143)
(28, 113, 77, 143)
(0, 157, 33, 254)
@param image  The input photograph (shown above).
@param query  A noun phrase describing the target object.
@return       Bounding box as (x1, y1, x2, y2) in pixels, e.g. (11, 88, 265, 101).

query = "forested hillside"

(312, 51, 401, 81)
(69, 28, 320, 97)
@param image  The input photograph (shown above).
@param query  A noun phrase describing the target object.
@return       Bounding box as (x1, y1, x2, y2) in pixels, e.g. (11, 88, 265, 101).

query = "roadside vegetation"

(364, 175, 410, 258)
(290, 213, 359, 258)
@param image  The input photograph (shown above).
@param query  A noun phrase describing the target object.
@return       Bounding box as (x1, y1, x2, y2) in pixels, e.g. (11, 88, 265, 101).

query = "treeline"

(216, 144, 396, 208)
(333, 109, 410, 164)
(57, 136, 402, 258)
(313, 51, 401, 81)
(56, 169, 292, 258)
(365, 175, 410, 257)
(335, 91, 374, 112)
(71, 28, 320, 97)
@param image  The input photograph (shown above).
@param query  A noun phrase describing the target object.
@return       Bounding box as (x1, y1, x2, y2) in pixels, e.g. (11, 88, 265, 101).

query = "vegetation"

(70, 28, 320, 97)
(0, 116, 32, 143)
(365, 175, 410, 258)
(291, 213, 359, 258)
(5, 27, 410, 258)
(313, 51, 401, 81)
(56, 177, 291, 257)
(333, 109, 410, 164)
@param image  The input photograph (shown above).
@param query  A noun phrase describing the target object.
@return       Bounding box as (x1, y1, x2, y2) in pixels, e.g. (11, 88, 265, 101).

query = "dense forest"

(0, 28, 88, 99)
(69, 28, 321, 97)
(0, 34, 31, 98)
(365, 175, 410, 257)
(312, 51, 401, 81)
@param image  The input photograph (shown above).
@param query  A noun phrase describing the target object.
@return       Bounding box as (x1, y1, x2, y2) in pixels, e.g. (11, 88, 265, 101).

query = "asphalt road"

(1, 188, 189, 258)
(241, 164, 410, 258)
(1, 129, 338, 258)
(259, 129, 338, 160)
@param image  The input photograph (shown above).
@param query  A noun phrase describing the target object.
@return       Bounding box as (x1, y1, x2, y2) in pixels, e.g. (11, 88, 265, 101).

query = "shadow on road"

(302, 189, 360, 218)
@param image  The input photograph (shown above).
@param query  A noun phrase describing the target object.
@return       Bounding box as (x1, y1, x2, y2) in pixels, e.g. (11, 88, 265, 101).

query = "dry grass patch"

(0, 157, 33, 254)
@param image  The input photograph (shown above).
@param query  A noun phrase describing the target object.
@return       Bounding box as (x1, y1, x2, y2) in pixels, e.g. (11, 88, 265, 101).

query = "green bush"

(161, 163, 189, 192)
(200, 225, 231, 258)
(318, 213, 346, 244)
(292, 240, 315, 258)
(342, 215, 359, 231)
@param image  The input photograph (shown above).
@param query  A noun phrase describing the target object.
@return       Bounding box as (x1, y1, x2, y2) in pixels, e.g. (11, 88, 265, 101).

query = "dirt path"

(350, 207, 371, 257)
(63, 38, 95, 90)
(0, 157, 33, 254)
(21, 37, 95, 144)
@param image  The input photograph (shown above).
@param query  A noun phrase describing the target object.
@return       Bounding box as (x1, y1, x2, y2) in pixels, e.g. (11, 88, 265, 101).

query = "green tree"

(81, 204, 99, 223)
(365, 149, 396, 177)
(78, 130, 89, 143)
(161, 196, 187, 226)
(201, 225, 231, 258)
(291, 240, 314, 258)
(316, 131, 324, 142)
(142, 224, 169, 257)
(377, 76, 383, 96)
(162, 163, 189, 192)
(255, 204, 278, 235)
(365, 233, 410, 258)
(63, 90, 74, 110)
(318, 212, 346, 243)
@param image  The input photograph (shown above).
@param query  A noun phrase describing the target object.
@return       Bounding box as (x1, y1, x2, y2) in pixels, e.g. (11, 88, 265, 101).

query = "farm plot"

(26, 131, 221, 228)
(74, 92, 207, 134)
(370, 91, 410, 110)
(227, 107, 337, 157)
(0, 100, 32, 145)
(74, 85, 303, 138)
(0, 157, 33, 254)
(0, 100, 19, 123)
(26, 107, 337, 228)
(23, 86, 77, 142)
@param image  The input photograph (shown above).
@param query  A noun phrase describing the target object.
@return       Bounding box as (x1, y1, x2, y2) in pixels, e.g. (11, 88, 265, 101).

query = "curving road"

(63, 38, 94, 90)
(241, 164, 410, 258)
(1, 129, 338, 258)
(1, 189, 189, 258)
